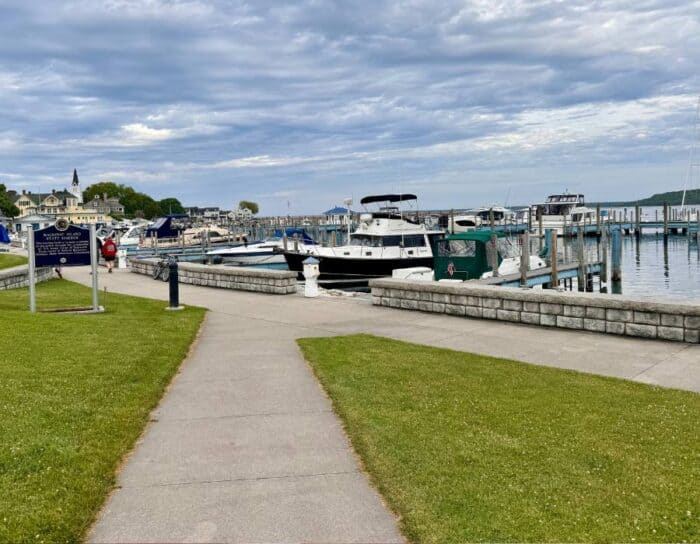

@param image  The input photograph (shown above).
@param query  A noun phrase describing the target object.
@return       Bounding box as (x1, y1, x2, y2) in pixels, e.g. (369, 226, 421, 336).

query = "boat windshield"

(475, 210, 506, 221)
(497, 238, 519, 259)
(437, 239, 477, 257)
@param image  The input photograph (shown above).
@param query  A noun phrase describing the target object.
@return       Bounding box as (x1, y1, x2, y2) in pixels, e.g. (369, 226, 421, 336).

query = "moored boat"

(530, 193, 604, 236)
(206, 228, 317, 265)
(282, 194, 444, 281)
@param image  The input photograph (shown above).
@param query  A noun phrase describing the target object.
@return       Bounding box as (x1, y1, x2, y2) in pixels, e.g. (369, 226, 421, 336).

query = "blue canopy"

(274, 227, 315, 244)
(0, 224, 10, 244)
(323, 206, 354, 215)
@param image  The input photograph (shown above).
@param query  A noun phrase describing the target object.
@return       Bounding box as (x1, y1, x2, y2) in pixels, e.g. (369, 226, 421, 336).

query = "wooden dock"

(480, 262, 602, 288)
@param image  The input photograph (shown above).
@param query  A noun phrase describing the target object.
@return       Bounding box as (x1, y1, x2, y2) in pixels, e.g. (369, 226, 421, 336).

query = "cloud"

(1, 1, 699, 213)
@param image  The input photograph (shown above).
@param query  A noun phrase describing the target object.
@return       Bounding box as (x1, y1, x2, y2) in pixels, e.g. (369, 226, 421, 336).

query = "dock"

(481, 262, 602, 288)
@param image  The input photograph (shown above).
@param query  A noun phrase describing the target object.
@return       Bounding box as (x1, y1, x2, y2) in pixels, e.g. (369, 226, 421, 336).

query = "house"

(11, 189, 111, 225)
(12, 214, 54, 233)
(83, 194, 126, 216)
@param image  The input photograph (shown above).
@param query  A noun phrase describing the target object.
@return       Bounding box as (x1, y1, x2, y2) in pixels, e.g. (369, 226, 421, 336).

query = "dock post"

(489, 208, 495, 231)
(596, 205, 601, 236)
(663, 202, 669, 238)
(611, 228, 622, 294)
(538, 212, 544, 249)
(520, 232, 530, 287)
(550, 233, 558, 289)
(577, 227, 585, 291)
(697, 211, 700, 241)
(488, 233, 499, 277)
(450, 208, 455, 234)
(544, 229, 552, 265)
(635, 205, 641, 238)
(527, 207, 532, 233)
(600, 228, 608, 293)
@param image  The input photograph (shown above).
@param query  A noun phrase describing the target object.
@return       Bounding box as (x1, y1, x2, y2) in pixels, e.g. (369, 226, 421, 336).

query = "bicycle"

(152, 254, 177, 282)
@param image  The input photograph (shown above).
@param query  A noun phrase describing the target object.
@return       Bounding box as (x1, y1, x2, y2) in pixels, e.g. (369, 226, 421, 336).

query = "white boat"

(283, 194, 444, 280)
(531, 193, 602, 236)
(206, 229, 317, 266)
(452, 206, 516, 232)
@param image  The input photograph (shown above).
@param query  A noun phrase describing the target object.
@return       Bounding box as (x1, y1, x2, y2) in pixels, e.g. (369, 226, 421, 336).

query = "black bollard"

(168, 258, 179, 309)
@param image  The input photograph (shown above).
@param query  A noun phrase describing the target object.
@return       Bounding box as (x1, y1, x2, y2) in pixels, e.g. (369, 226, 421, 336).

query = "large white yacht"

(531, 193, 602, 236)
(283, 194, 444, 280)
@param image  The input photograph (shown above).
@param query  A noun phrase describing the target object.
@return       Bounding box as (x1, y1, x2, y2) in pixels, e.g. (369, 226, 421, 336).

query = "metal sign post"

(90, 224, 99, 311)
(28, 228, 36, 313)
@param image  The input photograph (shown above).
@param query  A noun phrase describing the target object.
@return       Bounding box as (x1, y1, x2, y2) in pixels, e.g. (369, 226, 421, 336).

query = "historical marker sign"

(34, 223, 91, 267)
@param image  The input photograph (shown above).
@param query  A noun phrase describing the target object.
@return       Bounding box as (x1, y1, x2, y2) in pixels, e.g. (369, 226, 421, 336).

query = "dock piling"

(600, 229, 608, 293)
(611, 228, 622, 294)
(550, 232, 558, 288)
(663, 202, 669, 238)
(520, 232, 530, 287)
(576, 227, 585, 291)
(488, 233, 499, 277)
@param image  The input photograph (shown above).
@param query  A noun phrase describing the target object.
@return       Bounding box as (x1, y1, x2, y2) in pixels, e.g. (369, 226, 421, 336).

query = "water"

(556, 235, 700, 302)
(224, 205, 700, 301)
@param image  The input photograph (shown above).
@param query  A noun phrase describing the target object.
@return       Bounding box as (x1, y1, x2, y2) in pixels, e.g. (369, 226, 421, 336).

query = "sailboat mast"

(681, 95, 700, 212)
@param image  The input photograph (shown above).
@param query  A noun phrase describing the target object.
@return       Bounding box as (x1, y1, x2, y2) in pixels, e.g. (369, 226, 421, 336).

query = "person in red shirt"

(101, 234, 118, 273)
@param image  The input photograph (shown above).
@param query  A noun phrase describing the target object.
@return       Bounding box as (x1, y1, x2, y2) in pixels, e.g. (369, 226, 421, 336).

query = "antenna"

(681, 95, 700, 211)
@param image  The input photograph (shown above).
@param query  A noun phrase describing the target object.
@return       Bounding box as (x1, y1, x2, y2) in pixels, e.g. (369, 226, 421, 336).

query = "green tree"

(159, 198, 185, 215)
(83, 182, 122, 202)
(238, 200, 259, 214)
(0, 184, 20, 218)
(83, 182, 166, 219)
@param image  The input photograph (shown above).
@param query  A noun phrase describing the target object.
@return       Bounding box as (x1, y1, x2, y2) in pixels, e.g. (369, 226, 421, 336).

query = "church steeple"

(71, 168, 83, 204)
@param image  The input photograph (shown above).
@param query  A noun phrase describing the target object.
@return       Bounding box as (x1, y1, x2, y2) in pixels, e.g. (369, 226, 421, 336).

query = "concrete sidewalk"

(63, 267, 698, 543)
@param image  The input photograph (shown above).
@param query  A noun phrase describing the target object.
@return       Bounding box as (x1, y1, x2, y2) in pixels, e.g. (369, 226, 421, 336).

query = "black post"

(169, 259, 179, 308)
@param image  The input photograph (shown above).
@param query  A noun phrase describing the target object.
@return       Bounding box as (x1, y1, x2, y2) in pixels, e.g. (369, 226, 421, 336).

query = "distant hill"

(590, 189, 700, 207)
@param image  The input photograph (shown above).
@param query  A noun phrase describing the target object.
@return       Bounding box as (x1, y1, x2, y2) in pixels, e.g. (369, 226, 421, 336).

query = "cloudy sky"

(1, 1, 699, 215)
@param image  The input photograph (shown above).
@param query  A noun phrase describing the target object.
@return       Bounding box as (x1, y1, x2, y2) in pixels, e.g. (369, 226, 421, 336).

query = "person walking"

(101, 234, 118, 273)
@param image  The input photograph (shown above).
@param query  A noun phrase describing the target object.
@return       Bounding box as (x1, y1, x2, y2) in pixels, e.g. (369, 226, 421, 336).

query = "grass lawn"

(0, 279, 206, 542)
(0, 253, 27, 270)
(299, 334, 699, 543)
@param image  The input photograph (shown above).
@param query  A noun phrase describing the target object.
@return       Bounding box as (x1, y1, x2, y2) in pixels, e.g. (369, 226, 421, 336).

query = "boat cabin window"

(437, 239, 477, 257)
(350, 234, 382, 247)
(350, 234, 426, 247)
(476, 210, 505, 221)
(456, 219, 477, 227)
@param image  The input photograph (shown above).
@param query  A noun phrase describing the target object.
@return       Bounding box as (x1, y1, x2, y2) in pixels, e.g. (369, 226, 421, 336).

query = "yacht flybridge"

(282, 193, 444, 281)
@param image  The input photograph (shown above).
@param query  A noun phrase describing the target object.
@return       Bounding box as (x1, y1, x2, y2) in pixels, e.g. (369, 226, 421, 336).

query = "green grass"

(0, 253, 27, 270)
(298, 334, 700, 543)
(0, 280, 206, 542)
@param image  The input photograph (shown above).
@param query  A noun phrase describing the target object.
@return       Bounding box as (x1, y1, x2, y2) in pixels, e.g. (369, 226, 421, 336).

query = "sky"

(1, 0, 699, 215)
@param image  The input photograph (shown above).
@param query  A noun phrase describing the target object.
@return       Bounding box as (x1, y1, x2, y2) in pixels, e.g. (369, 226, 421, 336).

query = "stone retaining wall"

(370, 279, 700, 344)
(130, 258, 297, 295)
(0, 265, 54, 290)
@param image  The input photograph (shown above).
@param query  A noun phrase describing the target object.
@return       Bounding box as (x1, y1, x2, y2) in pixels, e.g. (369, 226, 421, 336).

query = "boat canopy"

(445, 230, 507, 242)
(360, 194, 417, 205)
(145, 214, 190, 238)
(0, 224, 10, 244)
(274, 227, 315, 244)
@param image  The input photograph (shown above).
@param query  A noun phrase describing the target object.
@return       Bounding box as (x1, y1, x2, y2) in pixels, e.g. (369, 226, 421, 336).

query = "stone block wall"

(370, 279, 700, 344)
(131, 258, 297, 295)
(0, 265, 54, 290)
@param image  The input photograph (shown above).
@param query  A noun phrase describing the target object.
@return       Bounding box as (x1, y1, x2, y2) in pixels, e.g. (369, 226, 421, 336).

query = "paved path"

(62, 267, 699, 543)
